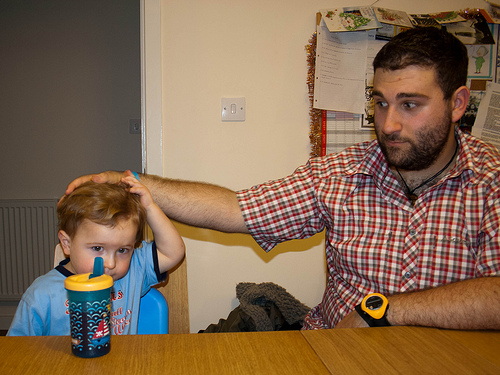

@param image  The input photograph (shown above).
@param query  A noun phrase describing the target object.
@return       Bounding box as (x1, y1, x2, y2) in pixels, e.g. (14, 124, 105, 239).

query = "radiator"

(0, 199, 58, 301)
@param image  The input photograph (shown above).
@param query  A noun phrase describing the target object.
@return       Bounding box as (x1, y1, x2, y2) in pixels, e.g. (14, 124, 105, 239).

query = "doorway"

(0, 0, 142, 200)
(0, 0, 142, 329)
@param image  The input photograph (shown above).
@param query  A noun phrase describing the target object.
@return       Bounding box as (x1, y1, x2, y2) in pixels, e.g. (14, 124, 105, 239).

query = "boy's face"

(59, 218, 138, 281)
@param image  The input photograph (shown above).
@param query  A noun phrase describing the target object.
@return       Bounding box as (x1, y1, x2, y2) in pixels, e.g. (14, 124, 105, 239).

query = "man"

(66, 27, 500, 330)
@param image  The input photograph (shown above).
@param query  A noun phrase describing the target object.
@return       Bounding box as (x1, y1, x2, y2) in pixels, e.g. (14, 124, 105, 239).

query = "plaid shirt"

(237, 130, 500, 329)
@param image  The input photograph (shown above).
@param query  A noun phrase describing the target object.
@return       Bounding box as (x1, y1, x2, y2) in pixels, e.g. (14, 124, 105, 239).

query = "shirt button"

(409, 229, 416, 236)
(404, 272, 412, 279)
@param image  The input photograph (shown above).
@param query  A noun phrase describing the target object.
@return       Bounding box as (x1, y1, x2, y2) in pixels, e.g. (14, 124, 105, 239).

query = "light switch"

(129, 119, 141, 134)
(221, 98, 245, 121)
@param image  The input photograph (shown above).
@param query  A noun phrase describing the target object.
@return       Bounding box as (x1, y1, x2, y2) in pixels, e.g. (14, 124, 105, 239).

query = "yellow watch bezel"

(361, 293, 388, 320)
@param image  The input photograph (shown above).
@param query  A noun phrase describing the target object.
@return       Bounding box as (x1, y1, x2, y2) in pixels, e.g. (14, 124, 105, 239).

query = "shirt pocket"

(419, 230, 476, 285)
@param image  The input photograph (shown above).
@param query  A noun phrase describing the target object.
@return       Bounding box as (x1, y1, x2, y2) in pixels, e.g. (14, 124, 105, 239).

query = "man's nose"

(381, 107, 403, 135)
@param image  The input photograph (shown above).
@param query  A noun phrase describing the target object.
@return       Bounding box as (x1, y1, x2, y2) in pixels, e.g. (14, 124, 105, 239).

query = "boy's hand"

(122, 175, 186, 274)
(121, 175, 155, 210)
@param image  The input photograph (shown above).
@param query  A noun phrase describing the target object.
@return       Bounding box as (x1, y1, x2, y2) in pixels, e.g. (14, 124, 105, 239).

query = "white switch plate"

(221, 97, 245, 122)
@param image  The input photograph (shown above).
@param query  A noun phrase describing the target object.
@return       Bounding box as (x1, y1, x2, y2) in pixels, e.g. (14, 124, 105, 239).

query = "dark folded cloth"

(200, 282, 311, 333)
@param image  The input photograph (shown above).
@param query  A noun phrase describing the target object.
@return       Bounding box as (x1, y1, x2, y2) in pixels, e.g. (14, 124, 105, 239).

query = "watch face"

(365, 296, 383, 310)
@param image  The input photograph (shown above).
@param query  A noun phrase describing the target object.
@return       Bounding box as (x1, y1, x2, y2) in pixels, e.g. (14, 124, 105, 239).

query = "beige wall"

(159, 0, 488, 332)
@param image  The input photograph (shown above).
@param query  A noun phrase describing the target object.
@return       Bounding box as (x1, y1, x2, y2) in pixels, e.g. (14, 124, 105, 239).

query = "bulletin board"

(307, 7, 500, 157)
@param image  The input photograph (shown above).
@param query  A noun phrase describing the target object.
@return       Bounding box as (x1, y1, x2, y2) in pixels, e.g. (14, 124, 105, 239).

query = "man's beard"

(375, 109, 453, 171)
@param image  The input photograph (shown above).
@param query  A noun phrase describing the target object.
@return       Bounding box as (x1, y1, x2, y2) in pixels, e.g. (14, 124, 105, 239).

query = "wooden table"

(302, 326, 500, 374)
(0, 331, 329, 374)
(1, 327, 499, 374)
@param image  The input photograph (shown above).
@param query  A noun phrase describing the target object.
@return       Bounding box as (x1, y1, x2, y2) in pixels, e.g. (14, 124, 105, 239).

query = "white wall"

(160, 0, 488, 332)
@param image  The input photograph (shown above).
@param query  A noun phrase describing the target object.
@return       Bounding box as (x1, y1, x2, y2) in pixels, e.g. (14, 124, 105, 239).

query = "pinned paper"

(320, 7, 381, 32)
(373, 8, 413, 28)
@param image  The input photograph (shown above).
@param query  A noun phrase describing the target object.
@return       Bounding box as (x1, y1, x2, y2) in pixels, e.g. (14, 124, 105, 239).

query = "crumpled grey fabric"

(200, 282, 311, 333)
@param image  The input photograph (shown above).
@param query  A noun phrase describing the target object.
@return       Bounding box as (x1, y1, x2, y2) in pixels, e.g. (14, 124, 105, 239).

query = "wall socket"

(129, 119, 141, 134)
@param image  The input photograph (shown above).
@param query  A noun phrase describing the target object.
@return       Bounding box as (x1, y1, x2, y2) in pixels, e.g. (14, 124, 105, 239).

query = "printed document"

(472, 81, 500, 150)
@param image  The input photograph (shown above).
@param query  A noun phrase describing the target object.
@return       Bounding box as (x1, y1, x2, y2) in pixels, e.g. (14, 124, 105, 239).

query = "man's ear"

(58, 230, 72, 256)
(451, 86, 470, 123)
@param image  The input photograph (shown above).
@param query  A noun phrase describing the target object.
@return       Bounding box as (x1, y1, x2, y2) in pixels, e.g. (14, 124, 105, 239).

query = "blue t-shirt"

(7, 241, 166, 336)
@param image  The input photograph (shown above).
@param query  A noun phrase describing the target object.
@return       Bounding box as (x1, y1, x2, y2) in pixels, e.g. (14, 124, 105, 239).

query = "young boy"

(7, 173, 185, 336)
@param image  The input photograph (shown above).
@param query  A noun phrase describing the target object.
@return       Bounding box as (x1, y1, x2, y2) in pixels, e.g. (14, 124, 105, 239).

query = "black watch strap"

(355, 303, 391, 327)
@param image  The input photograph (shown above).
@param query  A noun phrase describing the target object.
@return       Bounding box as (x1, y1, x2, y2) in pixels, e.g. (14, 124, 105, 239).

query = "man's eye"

(403, 102, 417, 110)
(375, 100, 387, 108)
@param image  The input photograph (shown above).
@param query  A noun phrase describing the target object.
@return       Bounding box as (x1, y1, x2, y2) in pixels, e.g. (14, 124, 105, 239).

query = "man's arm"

(336, 277, 500, 330)
(387, 276, 500, 330)
(142, 173, 248, 233)
(64, 171, 249, 234)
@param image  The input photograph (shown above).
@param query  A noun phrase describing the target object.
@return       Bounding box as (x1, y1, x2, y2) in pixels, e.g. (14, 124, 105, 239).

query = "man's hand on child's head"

(121, 175, 155, 210)
(60, 171, 127, 205)
(123, 170, 135, 179)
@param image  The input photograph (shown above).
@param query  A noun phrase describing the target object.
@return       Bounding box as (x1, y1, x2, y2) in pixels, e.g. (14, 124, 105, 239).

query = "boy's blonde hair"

(58, 182, 146, 248)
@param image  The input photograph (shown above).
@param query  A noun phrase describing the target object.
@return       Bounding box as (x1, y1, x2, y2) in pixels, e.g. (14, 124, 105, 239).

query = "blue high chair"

(138, 288, 169, 334)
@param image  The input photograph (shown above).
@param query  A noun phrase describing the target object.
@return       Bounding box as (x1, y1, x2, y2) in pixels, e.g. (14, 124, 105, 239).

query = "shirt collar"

(345, 139, 392, 182)
(453, 130, 480, 182)
(55, 258, 74, 277)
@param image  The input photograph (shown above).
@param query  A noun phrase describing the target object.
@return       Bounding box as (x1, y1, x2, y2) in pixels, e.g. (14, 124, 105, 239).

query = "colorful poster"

(428, 11, 465, 24)
(320, 7, 382, 32)
(373, 8, 413, 28)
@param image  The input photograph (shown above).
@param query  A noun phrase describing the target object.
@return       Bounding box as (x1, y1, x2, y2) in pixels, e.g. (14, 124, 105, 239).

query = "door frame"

(140, 0, 162, 175)
(140, 0, 190, 333)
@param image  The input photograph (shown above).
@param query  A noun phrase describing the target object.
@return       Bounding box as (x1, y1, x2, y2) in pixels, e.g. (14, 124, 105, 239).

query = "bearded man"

(66, 27, 500, 330)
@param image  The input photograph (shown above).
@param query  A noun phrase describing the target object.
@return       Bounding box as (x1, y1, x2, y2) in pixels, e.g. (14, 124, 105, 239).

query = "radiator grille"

(0, 199, 58, 300)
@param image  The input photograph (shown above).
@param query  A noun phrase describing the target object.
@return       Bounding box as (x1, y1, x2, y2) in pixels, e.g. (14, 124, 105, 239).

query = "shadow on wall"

(173, 222, 325, 263)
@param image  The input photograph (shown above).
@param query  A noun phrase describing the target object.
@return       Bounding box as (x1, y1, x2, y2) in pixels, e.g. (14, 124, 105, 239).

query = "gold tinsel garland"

(306, 32, 322, 158)
(306, 8, 483, 158)
(459, 8, 481, 19)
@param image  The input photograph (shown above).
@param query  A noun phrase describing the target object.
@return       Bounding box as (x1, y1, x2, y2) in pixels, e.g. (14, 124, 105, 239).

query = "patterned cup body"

(65, 274, 113, 358)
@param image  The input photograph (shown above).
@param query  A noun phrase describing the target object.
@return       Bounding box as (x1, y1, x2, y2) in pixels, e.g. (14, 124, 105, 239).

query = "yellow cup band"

(65, 273, 113, 291)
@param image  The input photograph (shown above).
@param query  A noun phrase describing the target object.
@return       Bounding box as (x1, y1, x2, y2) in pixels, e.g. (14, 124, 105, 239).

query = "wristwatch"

(354, 293, 391, 327)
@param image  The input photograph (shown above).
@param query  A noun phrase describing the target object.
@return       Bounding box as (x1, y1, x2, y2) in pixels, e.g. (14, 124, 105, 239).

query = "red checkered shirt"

(237, 130, 500, 329)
